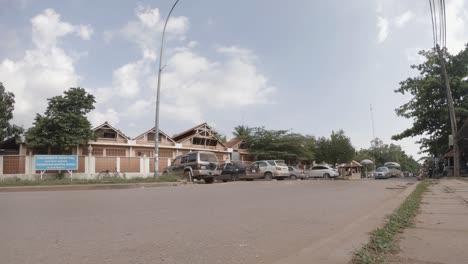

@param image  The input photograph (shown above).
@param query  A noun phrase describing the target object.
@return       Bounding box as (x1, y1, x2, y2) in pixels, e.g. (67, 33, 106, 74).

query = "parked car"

(244, 160, 290, 180)
(305, 165, 339, 178)
(288, 166, 307, 180)
(218, 161, 248, 182)
(374, 167, 391, 179)
(163, 151, 220, 183)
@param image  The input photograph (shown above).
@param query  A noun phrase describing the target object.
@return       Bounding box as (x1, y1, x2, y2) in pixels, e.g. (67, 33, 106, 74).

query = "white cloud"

(106, 5, 275, 126)
(445, 0, 468, 53)
(120, 5, 189, 59)
(30, 9, 93, 49)
(88, 108, 120, 127)
(76, 25, 94, 40)
(159, 45, 275, 121)
(0, 9, 92, 126)
(395, 10, 414, 27)
(377, 16, 389, 43)
(112, 60, 147, 98)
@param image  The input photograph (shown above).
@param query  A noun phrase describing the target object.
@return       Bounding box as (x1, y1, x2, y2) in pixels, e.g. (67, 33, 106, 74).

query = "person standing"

(417, 160, 429, 181)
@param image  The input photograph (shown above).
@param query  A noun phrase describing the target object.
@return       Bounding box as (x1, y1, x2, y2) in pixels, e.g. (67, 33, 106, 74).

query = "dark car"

(218, 162, 248, 182)
(163, 151, 220, 184)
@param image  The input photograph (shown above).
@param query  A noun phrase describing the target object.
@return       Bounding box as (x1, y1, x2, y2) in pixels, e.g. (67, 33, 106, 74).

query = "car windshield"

(377, 167, 388, 172)
(199, 153, 217, 163)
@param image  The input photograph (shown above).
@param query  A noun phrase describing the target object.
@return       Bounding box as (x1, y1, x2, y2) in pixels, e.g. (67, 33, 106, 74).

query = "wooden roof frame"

(134, 127, 176, 143)
(93, 121, 131, 140)
(172, 123, 227, 147)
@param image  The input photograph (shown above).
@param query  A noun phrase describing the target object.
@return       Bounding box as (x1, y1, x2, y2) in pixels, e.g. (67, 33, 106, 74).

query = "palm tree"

(233, 125, 251, 140)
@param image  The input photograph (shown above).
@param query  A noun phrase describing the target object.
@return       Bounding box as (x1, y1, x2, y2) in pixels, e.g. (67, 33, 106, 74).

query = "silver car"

(305, 165, 339, 178)
(374, 167, 390, 179)
(244, 160, 290, 180)
(288, 166, 308, 180)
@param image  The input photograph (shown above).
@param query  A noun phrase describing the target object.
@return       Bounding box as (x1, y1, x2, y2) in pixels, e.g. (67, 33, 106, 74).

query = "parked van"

(163, 151, 220, 183)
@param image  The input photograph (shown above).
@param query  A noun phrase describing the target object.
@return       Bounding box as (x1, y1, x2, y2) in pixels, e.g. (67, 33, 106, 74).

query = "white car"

(306, 165, 339, 178)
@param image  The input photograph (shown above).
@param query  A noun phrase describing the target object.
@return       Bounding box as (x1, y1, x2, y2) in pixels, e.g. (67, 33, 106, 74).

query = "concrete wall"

(0, 155, 157, 180)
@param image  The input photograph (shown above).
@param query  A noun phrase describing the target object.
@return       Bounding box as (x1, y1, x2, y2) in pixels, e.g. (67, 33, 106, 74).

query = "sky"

(1, 0, 468, 159)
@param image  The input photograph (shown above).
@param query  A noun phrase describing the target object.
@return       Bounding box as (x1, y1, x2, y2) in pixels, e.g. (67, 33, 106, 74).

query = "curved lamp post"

(154, 0, 181, 178)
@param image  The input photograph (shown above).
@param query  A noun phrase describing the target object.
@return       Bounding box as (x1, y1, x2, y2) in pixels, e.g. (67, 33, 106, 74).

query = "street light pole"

(154, 0, 181, 178)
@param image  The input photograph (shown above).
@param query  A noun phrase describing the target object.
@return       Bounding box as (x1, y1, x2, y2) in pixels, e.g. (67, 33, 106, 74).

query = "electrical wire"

(429, 0, 437, 48)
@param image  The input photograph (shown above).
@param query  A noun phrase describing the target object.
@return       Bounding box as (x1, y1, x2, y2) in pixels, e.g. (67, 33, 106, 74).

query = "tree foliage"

(314, 130, 355, 166)
(25, 87, 96, 152)
(355, 138, 419, 172)
(0, 82, 23, 141)
(246, 127, 315, 163)
(233, 125, 252, 140)
(392, 46, 468, 155)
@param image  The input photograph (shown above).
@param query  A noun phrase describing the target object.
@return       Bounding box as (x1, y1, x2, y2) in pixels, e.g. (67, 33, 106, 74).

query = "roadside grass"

(352, 181, 429, 264)
(0, 174, 179, 187)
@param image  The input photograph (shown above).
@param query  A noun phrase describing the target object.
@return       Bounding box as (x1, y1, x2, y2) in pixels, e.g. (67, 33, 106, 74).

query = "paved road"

(0, 178, 416, 264)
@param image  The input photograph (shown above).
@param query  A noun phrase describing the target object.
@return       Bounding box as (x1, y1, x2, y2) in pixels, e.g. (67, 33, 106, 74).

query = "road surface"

(0, 178, 416, 264)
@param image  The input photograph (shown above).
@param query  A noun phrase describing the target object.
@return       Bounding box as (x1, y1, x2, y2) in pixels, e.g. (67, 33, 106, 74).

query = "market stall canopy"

(360, 159, 374, 165)
(339, 160, 363, 168)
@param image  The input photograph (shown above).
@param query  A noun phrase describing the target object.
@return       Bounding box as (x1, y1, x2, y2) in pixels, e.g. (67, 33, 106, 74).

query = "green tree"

(247, 127, 314, 163)
(233, 125, 252, 140)
(392, 46, 468, 155)
(25, 87, 96, 153)
(355, 138, 420, 172)
(0, 82, 23, 141)
(314, 130, 355, 166)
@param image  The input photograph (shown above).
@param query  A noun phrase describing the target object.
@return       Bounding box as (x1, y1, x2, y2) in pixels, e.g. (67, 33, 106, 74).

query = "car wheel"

(264, 172, 273, 180)
(204, 177, 214, 184)
(222, 179, 228, 182)
(323, 173, 330, 179)
(231, 174, 238, 181)
(290, 175, 297, 180)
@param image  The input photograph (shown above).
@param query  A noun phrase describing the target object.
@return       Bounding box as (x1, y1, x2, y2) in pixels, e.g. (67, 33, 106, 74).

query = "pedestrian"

(417, 160, 429, 181)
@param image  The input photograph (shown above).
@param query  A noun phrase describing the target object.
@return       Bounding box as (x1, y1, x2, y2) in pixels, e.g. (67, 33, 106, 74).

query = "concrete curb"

(0, 182, 183, 192)
(272, 180, 421, 264)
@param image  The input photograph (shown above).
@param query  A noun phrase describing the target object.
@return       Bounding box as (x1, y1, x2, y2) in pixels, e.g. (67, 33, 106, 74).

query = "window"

(147, 133, 163, 142)
(172, 157, 181, 165)
(312, 166, 324, 170)
(103, 132, 116, 139)
(207, 139, 217, 146)
(238, 142, 247, 149)
(181, 156, 188, 164)
(225, 164, 234, 170)
(288, 167, 293, 171)
(259, 162, 268, 167)
(193, 138, 205, 145)
(200, 153, 217, 162)
(267, 161, 275, 166)
(136, 149, 153, 157)
(187, 153, 197, 162)
(106, 148, 126, 157)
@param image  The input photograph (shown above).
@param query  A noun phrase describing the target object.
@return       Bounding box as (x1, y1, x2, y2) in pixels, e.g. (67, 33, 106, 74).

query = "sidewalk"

(390, 179, 468, 264)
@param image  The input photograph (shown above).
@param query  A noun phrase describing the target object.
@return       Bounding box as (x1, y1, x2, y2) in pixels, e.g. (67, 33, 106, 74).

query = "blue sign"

(35, 155, 78, 170)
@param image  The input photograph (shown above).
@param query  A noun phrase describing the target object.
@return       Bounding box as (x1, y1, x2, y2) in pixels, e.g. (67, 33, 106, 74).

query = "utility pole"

(436, 45, 459, 176)
(370, 104, 376, 139)
(154, 0, 181, 178)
